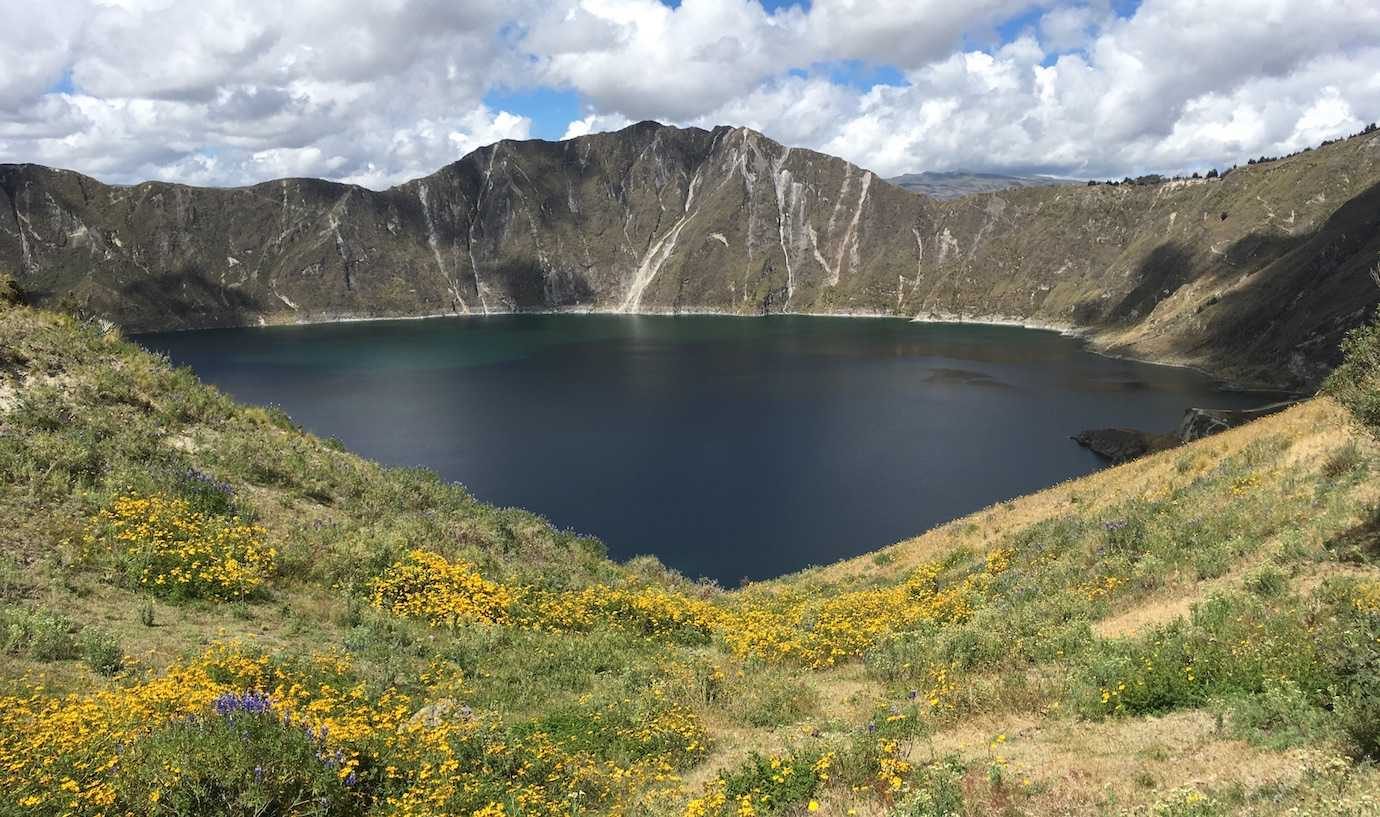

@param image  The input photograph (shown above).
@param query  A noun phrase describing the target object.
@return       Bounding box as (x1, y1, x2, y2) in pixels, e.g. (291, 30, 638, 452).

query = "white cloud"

(523, 0, 804, 120)
(562, 112, 634, 140)
(3, 0, 1378, 186)
(0, 0, 85, 111)
(687, 0, 1380, 178)
(799, 0, 1035, 68)
(0, 0, 534, 186)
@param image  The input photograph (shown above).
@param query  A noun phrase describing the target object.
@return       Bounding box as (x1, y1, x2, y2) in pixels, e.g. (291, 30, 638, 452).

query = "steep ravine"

(3, 121, 1379, 388)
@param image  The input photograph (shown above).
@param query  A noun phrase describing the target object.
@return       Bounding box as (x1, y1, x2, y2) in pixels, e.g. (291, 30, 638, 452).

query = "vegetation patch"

(83, 493, 276, 600)
(3, 299, 1380, 815)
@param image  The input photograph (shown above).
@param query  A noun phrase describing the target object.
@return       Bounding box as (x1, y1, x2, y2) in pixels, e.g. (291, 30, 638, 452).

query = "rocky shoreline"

(1075, 400, 1302, 464)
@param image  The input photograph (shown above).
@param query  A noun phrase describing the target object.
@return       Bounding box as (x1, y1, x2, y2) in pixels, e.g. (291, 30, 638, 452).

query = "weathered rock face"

(1076, 399, 1301, 464)
(3, 121, 1379, 388)
(1177, 401, 1300, 442)
(1073, 428, 1180, 464)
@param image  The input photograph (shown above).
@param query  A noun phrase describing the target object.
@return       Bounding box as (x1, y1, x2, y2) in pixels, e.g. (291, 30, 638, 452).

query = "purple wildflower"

(182, 466, 236, 498)
(213, 691, 272, 717)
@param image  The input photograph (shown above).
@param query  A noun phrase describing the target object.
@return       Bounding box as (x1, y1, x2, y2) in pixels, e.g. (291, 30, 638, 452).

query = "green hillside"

(2, 297, 1379, 816)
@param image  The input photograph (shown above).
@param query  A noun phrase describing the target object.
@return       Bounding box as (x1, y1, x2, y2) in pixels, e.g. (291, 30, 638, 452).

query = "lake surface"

(138, 315, 1279, 584)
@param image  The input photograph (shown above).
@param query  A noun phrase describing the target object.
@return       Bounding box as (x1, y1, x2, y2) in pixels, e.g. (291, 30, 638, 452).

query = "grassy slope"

(2, 300, 1379, 816)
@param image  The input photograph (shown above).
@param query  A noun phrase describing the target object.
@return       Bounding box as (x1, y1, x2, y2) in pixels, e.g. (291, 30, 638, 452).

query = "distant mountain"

(3, 121, 1380, 388)
(887, 170, 1080, 199)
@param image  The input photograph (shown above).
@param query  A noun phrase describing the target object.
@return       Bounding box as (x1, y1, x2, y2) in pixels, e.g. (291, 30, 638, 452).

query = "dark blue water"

(137, 315, 1278, 584)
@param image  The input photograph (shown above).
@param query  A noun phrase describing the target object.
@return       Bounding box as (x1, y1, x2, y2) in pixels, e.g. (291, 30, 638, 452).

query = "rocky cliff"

(3, 121, 1379, 388)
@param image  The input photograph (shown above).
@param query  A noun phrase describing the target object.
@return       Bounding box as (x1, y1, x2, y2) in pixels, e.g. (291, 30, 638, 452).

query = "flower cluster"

(531, 584, 721, 643)
(1081, 575, 1124, 602)
(1230, 473, 1262, 497)
(684, 750, 835, 817)
(178, 466, 236, 499)
(0, 642, 710, 817)
(212, 690, 272, 716)
(372, 547, 1013, 671)
(370, 550, 721, 642)
(381, 697, 706, 817)
(721, 555, 1000, 668)
(84, 494, 275, 600)
(0, 643, 385, 814)
(874, 740, 913, 796)
(1352, 581, 1380, 613)
(370, 549, 516, 626)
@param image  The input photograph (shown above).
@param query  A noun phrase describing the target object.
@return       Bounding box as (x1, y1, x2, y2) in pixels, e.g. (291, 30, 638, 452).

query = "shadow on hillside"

(486, 259, 596, 309)
(1072, 178, 1380, 385)
(1200, 178, 1380, 375)
(1110, 243, 1196, 321)
(1326, 507, 1380, 563)
(116, 267, 266, 329)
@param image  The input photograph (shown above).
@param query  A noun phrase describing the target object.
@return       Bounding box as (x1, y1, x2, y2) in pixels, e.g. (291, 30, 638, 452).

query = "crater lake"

(137, 315, 1282, 585)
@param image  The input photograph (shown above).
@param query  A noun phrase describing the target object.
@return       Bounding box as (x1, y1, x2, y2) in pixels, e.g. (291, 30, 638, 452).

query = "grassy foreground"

(1, 299, 1378, 817)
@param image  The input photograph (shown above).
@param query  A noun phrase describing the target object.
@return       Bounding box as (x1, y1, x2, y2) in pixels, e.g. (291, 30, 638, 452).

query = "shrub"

(1322, 442, 1367, 481)
(1221, 680, 1339, 749)
(112, 693, 358, 816)
(1336, 677, 1380, 760)
(686, 747, 835, 817)
(79, 626, 124, 676)
(864, 624, 944, 682)
(172, 466, 239, 517)
(517, 692, 709, 770)
(139, 599, 156, 627)
(0, 270, 21, 305)
(1193, 545, 1233, 580)
(1076, 592, 1332, 717)
(833, 731, 915, 798)
(1245, 565, 1288, 598)
(1150, 788, 1226, 817)
(1327, 579, 1380, 758)
(1, 606, 78, 660)
(84, 494, 275, 601)
(726, 668, 817, 728)
(894, 756, 966, 817)
(1325, 309, 1380, 439)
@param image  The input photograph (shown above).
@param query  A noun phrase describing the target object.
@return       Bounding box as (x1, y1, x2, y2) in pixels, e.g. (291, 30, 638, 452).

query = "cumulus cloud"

(3, 0, 1378, 186)
(0, 0, 535, 186)
(562, 113, 635, 140)
(692, 0, 1380, 178)
(522, 0, 805, 120)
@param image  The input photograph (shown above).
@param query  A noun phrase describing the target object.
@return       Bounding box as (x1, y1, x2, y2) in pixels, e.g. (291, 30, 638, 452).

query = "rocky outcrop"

(1177, 401, 1301, 441)
(3, 122, 1379, 388)
(1077, 399, 1301, 464)
(1073, 428, 1180, 463)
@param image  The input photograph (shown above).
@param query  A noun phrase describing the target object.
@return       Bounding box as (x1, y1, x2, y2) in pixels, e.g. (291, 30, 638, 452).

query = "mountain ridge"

(3, 121, 1379, 389)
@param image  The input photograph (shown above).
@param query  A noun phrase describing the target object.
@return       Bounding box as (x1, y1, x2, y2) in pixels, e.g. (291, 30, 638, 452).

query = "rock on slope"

(2, 121, 1379, 388)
